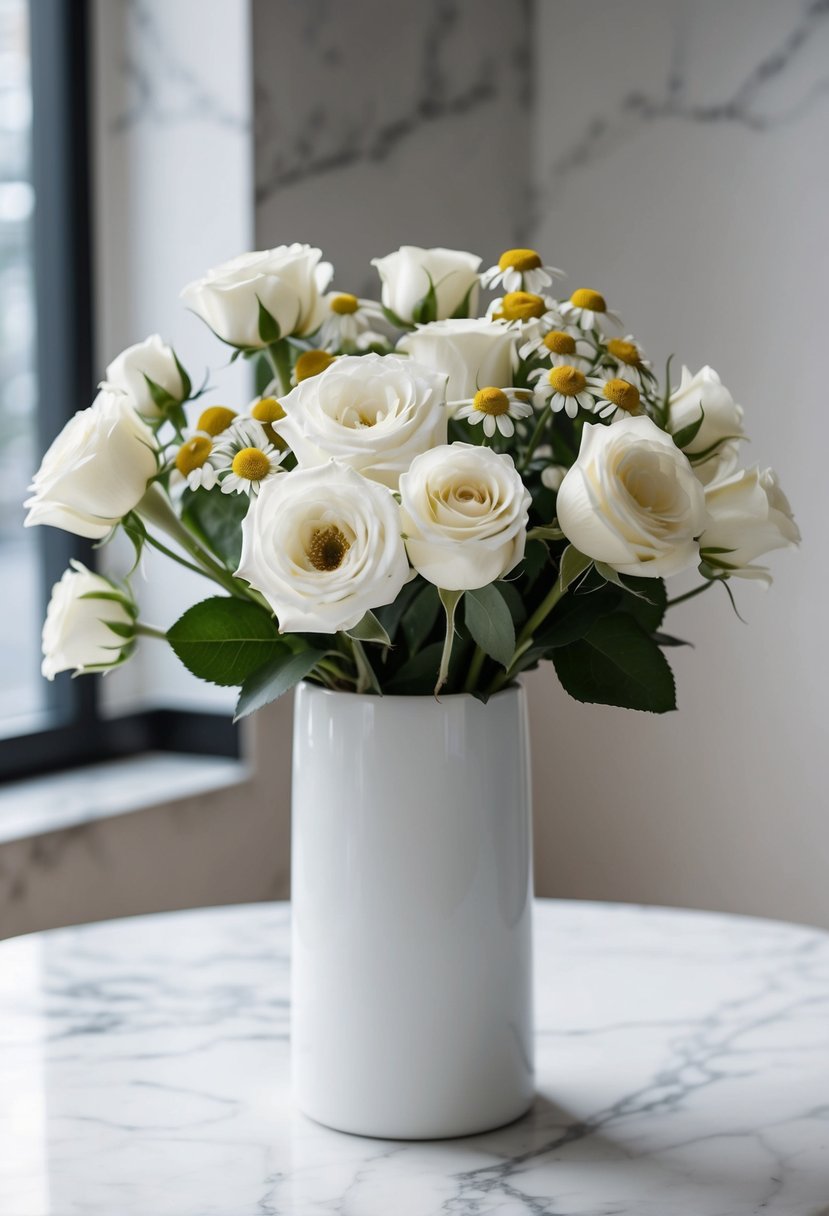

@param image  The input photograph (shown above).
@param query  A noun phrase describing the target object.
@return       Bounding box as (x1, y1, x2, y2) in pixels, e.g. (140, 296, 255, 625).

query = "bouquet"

(26, 243, 799, 717)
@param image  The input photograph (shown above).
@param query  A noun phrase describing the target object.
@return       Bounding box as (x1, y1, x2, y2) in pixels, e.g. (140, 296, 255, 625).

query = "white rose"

(556, 416, 707, 578)
(105, 333, 185, 418)
(372, 245, 481, 324)
(667, 365, 744, 486)
(397, 318, 515, 404)
(399, 443, 531, 590)
(700, 465, 800, 582)
(104, 334, 186, 417)
(277, 353, 447, 490)
(24, 388, 158, 539)
(181, 245, 333, 348)
(42, 561, 136, 679)
(236, 461, 410, 634)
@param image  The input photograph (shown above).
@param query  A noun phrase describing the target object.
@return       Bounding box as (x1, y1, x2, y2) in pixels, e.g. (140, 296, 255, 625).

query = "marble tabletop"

(1, 900, 828, 1216)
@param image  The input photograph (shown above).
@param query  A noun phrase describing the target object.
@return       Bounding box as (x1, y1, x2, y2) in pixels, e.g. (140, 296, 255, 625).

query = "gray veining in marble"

(111, 0, 250, 132)
(2, 900, 828, 1215)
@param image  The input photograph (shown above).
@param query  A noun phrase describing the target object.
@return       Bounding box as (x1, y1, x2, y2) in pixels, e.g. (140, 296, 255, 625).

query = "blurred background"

(0, 0, 825, 937)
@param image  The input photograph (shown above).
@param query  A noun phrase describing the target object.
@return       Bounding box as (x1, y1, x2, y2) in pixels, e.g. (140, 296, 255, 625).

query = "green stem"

(135, 622, 167, 641)
(463, 645, 486, 694)
(666, 580, 714, 609)
(266, 339, 293, 396)
(519, 402, 552, 471)
(488, 579, 569, 695)
(137, 484, 251, 600)
(351, 638, 380, 694)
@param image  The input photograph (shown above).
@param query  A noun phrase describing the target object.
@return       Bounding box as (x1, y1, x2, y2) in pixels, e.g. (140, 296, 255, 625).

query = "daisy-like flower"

(213, 420, 285, 496)
(249, 395, 288, 450)
(291, 349, 337, 385)
(559, 287, 621, 332)
(601, 335, 653, 387)
(487, 290, 553, 325)
(586, 373, 642, 422)
(481, 247, 564, 295)
(530, 364, 597, 419)
(174, 433, 220, 491)
(453, 386, 534, 439)
(519, 325, 592, 365)
(316, 292, 386, 352)
(194, 406, 237, 437)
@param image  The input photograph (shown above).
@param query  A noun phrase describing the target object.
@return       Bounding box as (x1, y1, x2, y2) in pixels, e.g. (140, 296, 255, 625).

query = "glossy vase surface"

(290, 681, 534, 1139)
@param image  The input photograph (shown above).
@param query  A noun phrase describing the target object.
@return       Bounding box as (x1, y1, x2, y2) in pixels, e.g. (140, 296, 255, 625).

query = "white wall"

(527, 0, 828, 925)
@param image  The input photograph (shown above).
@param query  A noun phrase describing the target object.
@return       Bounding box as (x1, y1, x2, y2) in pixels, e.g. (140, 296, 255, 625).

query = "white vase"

(290, 681, 534, 1139)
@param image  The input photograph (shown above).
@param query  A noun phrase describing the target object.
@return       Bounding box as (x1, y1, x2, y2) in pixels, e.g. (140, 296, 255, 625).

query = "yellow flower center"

(543, 330, 576, 355)
(473, 387, 511, 416)
(307, 524, 351, 572)
(175, 436, 212, 476)
(251, 396, 286, 424)
(498, 291, 546, 321)
(498, 247, 542, 273)
(549, 366, 587, 396)
(330, 293, 359, 316)
(197, 406, 236, 436)
(570, 288, 606, 312)
(295, 349, 335, 382)
(602, 378, 640, 413)
(231, 447, 271, 481)
(606, 338, 640, 366)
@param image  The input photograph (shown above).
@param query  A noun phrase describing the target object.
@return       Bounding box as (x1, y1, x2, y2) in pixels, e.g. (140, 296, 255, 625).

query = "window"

(0, 0, 237, 782)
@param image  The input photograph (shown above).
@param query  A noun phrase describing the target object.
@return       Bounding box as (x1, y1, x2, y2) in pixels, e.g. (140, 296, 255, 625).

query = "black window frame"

(0, 0, 238, 783)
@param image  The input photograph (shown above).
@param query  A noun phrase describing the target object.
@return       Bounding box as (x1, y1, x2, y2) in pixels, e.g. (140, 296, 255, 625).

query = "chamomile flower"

(249, 395, 288, 450)
(174, 433, 220, 491)
(530, 364, 597, 419)
(519, 325, 592, 365)
(291, 349, 337, 385)
(214, 420, 284, 497)
(481, 248, 564, 295)
(486, 290, 554, 326)
(195, 406, 237, 437)
(559, 288, 621, 332)
(453, 386, 534, 439)
(316, 292, 386, 352)
(600, 335, 653, 387)
(586, 373, 642, 421)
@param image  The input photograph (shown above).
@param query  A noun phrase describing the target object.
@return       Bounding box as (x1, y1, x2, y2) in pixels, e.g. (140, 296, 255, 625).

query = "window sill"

(0, 751, 248, 846)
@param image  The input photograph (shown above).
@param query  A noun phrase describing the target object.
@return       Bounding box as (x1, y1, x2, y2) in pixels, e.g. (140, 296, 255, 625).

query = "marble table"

(1, 901, 828, 1216)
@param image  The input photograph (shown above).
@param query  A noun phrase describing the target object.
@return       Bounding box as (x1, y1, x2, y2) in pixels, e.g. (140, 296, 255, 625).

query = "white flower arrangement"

(26, 241, 800, 714)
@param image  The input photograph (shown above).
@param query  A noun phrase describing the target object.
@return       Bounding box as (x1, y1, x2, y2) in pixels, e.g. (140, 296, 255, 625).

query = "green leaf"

(142, 373, 179, 414)
(450, 281, 476, 319)
(256, 296, 281, 345)
(168, 597, 287, 687)
(401, 582, 441, 654)
(617, 577, 667, 633)
(234, 647, 325, 720)
(558, 544, 593, 592)
(181, 487, 249, 570)
(535, 584, 621, 649)
(552, 613, 676, 713)
(411, 275, 438, 325)
(347, 611, 391, 647)
(671, 405, 705, 450)
(381, 303, 414, 331)
(385, 639, 467, 695)
(435, 588, 463, 696)
(464, 584, 516, 669)
(374, 579, 423, 642)
(173, 351, 191, 400)
(496, 579, 527, 626)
